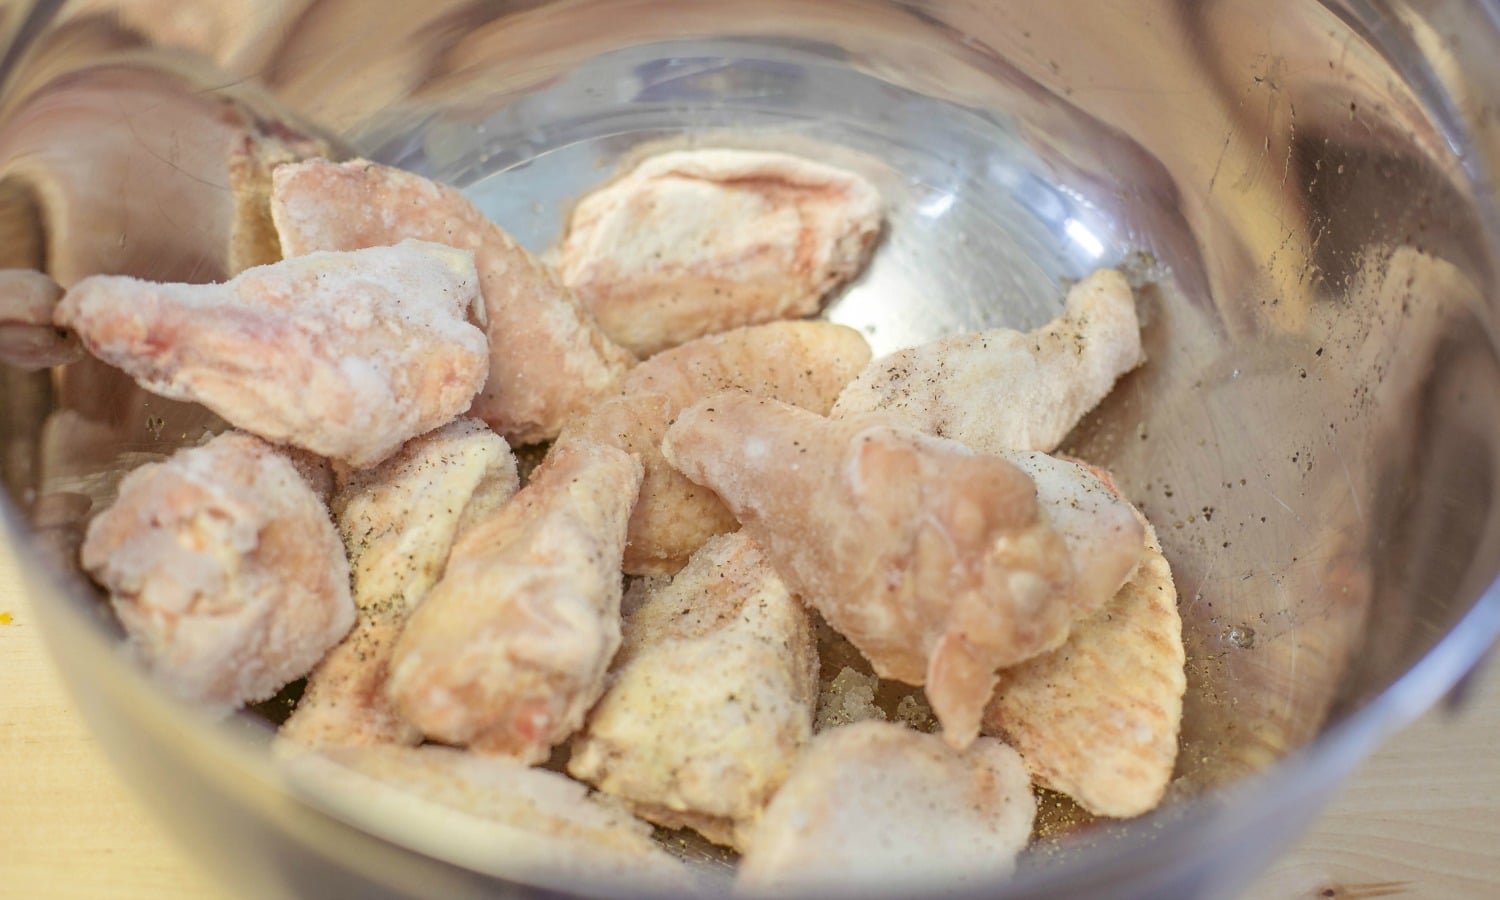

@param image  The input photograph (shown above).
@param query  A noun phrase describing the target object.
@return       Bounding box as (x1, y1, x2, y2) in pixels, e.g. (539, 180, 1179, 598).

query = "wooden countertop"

(2, 538, 1497, 899)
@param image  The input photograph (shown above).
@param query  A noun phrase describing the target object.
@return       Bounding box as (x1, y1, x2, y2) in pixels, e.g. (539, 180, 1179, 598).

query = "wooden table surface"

(2, 537, 1498, 900)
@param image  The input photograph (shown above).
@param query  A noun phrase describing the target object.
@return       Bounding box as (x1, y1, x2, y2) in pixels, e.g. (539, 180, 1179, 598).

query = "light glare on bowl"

(1064, 218, 1105, 259)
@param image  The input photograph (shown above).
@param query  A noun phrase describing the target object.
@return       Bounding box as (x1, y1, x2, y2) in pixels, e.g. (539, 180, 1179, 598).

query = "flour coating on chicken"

(984, 517, 1185, 818)
(556, 148, 882, 356)
(272, 158, 633, 443)
(569, 532, 818, 849)
(54, 240, 489, 468)
(997, 450, 1144, 619)
(281, 420, 519, 748)
(736, 722, 1035, 893)
(386, 440, 642, 763)
(79, 431, 353, 714)
(560, 320, 870, 574)
(663, 393, 1076, 748)
(281, 744, 691, 890)
(832, 268, 1143, 453)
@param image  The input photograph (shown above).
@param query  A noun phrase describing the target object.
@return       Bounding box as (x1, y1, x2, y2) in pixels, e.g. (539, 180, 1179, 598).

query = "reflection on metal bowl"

(1, 0, 1499, 897)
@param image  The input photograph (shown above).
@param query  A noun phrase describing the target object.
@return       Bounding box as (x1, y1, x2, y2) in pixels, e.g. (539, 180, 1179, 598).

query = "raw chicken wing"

(54, 240, 489, 468)
(984, 518, 1185, 818)
(663, 393, 1075, 748)
(0, 269, 79, 370)
(386, 440, 643, 763)
(272, 158, 634, 443)
(832, 268, 1144, 453)
(735, 722, 1035, 894)
(569, 532, 818, 849)
(555, 148, 883, 356)
(560, 320, 871, 574)
(281, 745, 691, 890)
(79, 431, 354, 714)
(997, 450, 1144, 619)
(280, 419, 519, 748)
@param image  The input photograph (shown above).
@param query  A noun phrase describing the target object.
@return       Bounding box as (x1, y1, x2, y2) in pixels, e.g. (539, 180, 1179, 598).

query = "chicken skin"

(0, 269, 79, 370)
(663, 393, 1075, 748)
(996, 451, 1144, 619)
(832, 268, 1144, 453)
(271, 158, 634, 443)
(280, 745, 691, 890)
(555, 148, 883, 356)
(560, 320, 871, 574)
(735, 722, 1035, 894)
(280, 419, 519, 748)
(569, 532, 818, 850)
(387, 440, 643, 763)
(984, 518, 1185, 818)
(54, 240, 489, 469)
(79, 431, 354, 714)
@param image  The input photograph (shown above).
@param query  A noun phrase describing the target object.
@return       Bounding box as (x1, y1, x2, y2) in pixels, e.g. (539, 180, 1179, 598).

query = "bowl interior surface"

(3, 0, 1500, 897)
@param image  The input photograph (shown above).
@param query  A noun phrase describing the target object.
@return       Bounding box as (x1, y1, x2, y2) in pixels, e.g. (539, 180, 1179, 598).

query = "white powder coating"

(271, 158, 634, 444)
(832, 268, 1144, 453)
(280, 419, 520, 749)
(569, 532, 818, 851)
(997, 450, 1146, 619)
(736, 722, 1036, 893)
(556, 148, 884, 356)
(560, 320, 871, 575)
(280, 745, 691, 890)
(54, 240, 490, 469)
(662, 393, 1076, 749)
(79, 431, 354, 715)
(386, 439, 644, 763)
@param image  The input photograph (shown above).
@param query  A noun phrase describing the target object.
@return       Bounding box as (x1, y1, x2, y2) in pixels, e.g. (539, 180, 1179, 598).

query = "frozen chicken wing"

(569, 532, 818, 850)
(79, 431, 354, 714)
(662, 393, 1075, 748)
(271, 158, 634, 443)
(735, 722, 1035, 894)
(387, 440, 643, 763)
(561, 320, 870, 575)
(983, 519, 1185, 818)
(54, 240, 489, 469)
(281, 419, 519, 748)
(281, 745, 691, 890)
(832, 268, 1144, 453)
(555, 148, 883, 356)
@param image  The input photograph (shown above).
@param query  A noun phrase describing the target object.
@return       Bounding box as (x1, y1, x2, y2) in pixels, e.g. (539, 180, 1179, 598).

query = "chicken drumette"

(80, 431, 354, 714)
(663, 393, 1076, 747)
(832, 268, 1144, 453)
(386, 440, 642, 763)
(560, 320, 870, 574)
(54, 240, 489, 469)
(271, 158, 634, 444)
(280, 419, 519, 748)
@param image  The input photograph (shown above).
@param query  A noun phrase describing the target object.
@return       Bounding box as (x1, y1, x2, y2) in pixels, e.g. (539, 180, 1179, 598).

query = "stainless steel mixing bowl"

(3, 0, 1500, 897)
